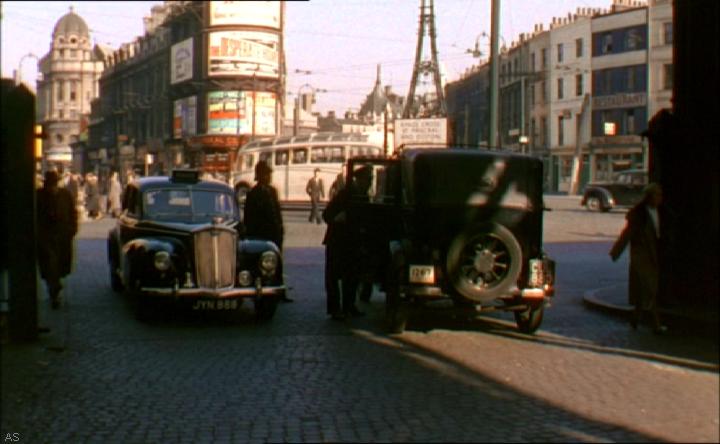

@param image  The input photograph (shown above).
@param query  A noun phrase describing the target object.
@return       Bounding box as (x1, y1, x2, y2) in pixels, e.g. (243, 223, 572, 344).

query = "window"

(58, 110, 64, 119)
(626, 29, 642, 50)
(602, 34, 613, 54)
(244, 154, 255, 170)
(663, 22, 673, 44)
(541, 117, 548, 147)
(557, 78, 564, 99)
(311, 146, 344, 163)
(575, 74, 583, 96)
(292, 148, 307, 164)
(663, 64, 674, 90)
(530, 52, 536, 71)
(558, 116, 565, 146)
(626, 109, 636, 134)
(541, 48, 547, 68)
(557, 43, 564, 63)
(274, 150, 289, 166)
(70, 82, 77, 102)
(56, 134, 63, 143)
(530, 84, 535, 106)
(541, 81, 546, 103)
(57, 81, 64, 102)
(576, 38, 583, 58)
(513, 58, 518, 75)
(70, 49, 77, 58)
(70, 109, 77, 119)
(627, 68, 636, 90)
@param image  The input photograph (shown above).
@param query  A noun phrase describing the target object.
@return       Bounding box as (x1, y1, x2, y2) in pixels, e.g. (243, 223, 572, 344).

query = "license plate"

(409, 265, 435, 284)
(191, 299, 239, 310)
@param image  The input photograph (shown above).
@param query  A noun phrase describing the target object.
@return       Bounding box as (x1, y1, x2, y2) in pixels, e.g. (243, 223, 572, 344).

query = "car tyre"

(254, 296, 278, 321)
(446, 223, 522, 303)
(585, 196, 604, 212)
(514, 304, 544, 334)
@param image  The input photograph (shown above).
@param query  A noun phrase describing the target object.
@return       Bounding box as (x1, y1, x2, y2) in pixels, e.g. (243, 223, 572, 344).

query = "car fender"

(121, 237, 184, 284)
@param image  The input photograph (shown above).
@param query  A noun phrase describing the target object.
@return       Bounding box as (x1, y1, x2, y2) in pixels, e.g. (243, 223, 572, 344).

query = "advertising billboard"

(170, 38, 193, 84)
(173, 96, 197, 138)
(208, 31, 279, 78)
(208, 1, 281, 29)
(207, 91, 276, 136)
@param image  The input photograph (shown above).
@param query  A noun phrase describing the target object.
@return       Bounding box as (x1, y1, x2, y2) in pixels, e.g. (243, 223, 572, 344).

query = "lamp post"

(467, 32, 506, 60)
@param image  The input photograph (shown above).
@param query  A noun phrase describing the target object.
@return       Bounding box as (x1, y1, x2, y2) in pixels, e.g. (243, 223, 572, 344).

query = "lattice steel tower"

(403, 0, 447, 118)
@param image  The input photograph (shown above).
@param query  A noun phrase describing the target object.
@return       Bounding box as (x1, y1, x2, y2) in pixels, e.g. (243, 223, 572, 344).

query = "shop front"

(589, 135, 646, 182)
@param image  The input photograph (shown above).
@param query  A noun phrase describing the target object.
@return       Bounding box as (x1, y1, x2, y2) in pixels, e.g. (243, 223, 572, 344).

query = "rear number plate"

(409, 265, 435, 284)
(192, 299, 239, 310)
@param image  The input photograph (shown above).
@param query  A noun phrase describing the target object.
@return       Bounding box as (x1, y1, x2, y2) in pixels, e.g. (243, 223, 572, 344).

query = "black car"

(107, 170, 285, 320)
(347, 148, 555, 334)
(581, 169, 648, 212)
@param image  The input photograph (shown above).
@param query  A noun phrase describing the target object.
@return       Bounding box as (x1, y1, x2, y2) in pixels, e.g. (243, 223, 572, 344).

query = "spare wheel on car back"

(446, 222, 522, 302)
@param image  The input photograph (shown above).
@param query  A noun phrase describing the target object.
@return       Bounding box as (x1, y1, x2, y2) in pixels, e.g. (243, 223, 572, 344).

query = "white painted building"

(36, 6, 107, 172)
(647, 0, 673, 118)
(547, 9, 595, 192)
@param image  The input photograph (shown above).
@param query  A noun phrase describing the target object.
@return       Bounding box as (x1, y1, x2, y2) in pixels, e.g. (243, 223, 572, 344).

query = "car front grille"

(194, 228, 236, 289)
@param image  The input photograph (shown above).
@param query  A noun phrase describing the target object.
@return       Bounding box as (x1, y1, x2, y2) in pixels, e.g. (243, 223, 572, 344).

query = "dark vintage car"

(581, 169, 648, 212)
(107, 170, 285, 321)
(347, 148, 555, 334)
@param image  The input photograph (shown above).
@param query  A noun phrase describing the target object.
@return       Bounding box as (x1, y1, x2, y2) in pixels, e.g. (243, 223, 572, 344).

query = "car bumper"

(140, 285, 285, 298)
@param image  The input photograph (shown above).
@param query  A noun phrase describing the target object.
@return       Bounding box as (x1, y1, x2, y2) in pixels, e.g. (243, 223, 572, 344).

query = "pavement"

(583, 284, 719, 334)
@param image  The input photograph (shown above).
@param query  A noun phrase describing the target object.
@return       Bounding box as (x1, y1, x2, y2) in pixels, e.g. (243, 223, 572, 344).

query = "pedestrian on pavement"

(65, 171, 80, 206)
(610, 182, 668, 334)
(37, 170, 78, 309)
(107, 171, 122, 217)
(306, 168, 325, 224)
(244, 160, 293, 303)
(322, 165, 373, 319)
(84, 173, 101, 219)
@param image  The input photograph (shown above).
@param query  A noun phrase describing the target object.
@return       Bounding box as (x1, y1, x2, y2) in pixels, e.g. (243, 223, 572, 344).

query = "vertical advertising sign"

(209, 1, 281, 29)
(207, 31, 279, 78)
(170, 38, 193, 84)
(207, 91, 276, 136)
(173, 96, 197, 138)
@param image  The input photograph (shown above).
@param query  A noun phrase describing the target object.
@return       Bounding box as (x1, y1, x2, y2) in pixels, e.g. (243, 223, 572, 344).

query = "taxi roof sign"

(171, 169, 201, 183)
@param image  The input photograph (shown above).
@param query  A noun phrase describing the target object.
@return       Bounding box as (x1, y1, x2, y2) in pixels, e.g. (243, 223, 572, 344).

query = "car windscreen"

(143, 189, 236, 223)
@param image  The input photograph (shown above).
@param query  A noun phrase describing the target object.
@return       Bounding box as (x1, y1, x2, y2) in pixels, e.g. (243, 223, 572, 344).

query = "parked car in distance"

(346, 148, 555, 334)
(581, 169, 648, 212)
(107, 169, 285, 321)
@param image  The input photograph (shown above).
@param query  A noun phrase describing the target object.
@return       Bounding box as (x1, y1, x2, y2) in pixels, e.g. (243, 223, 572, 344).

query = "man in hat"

(36, 170, 78, 309)
(306, 167, 325, 224)
(244, 160, 293, 302)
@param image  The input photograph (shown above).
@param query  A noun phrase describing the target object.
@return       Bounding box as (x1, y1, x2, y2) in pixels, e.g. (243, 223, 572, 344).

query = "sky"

(1, 0, 612, 114)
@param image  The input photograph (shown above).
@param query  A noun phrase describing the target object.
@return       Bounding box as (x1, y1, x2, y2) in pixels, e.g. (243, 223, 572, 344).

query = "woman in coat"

(610, 183, 667, 333)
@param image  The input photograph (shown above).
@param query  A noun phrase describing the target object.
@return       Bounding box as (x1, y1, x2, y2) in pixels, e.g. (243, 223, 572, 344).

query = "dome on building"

(52, 6, 89, 38)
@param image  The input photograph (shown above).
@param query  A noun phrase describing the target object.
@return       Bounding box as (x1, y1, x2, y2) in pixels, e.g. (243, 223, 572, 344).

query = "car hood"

(135, 220, 238, 235)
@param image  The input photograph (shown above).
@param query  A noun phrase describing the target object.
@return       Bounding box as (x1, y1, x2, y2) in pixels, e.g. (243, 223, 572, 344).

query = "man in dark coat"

(610, 183, 667, 333)
(306, 168, 325, 224)
(37, 170, 78, 309)
(244, 160, 293, 302)
(322, 165, 373, 319)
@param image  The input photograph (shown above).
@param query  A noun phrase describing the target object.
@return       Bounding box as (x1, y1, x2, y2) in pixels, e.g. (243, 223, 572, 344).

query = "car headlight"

(238, 270, 252, 286)
(154, 251, 171, 271)
(259, 251, 279, 274)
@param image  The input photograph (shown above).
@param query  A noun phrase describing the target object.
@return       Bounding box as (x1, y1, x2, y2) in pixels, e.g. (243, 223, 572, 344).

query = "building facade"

(36, 6, 107, 173)
(646, 0, 673, 119)
(88, 1, 286, 183)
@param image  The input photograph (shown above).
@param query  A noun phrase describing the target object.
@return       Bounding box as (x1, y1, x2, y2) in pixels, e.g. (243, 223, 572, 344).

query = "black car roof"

(132, 176, 233, 193)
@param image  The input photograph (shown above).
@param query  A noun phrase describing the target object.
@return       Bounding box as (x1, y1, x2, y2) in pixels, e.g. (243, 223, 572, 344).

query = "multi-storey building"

(88, 1, 286, 182)
(590, 0, 649, 182)
(526, 24, 551, 173)
(445, 63, 490, 147)
(647, 0, 673, 118)
(36, 6, 108, 173)
(546, 9, 594, 192)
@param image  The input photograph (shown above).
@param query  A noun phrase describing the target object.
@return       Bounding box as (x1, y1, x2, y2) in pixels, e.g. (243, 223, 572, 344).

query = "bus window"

(311, 146, 343, 163)
(311, 147, 326, 163)
(275, 149, 289, 166)
(245, 154, 255, 170)
(292, 148, 307, 164)
(259, 151, 272, 165)
(329, 145, 344, 162)
(294, 135, 310, 143)
(236, 155, 244, 172)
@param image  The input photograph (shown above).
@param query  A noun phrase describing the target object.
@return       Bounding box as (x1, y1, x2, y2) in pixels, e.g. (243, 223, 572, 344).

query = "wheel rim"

(587, 197, 601, 211)
(457, 233, 512, 292)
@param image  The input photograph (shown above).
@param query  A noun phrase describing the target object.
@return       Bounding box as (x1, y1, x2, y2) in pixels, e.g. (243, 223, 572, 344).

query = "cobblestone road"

(2, 196, 718, 443)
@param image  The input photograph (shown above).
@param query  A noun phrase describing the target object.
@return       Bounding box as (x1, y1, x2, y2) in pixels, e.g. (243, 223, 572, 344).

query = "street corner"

(583, 283, 632, 316)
